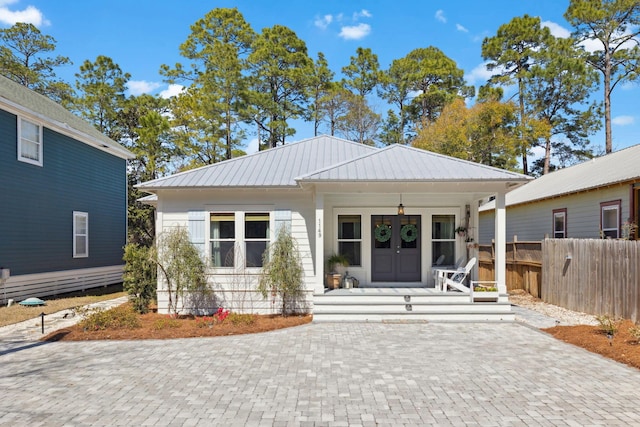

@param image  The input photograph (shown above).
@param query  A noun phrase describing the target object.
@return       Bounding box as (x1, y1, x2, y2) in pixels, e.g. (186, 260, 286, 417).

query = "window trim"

(17, 117, 43, 166)
(73, 211, 89, 258)
(600, 200, 621, 239)
(552, 208, 567, 238)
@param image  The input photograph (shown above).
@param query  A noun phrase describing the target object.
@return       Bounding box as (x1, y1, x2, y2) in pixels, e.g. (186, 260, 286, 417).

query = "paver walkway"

(1, 309, 640, 426)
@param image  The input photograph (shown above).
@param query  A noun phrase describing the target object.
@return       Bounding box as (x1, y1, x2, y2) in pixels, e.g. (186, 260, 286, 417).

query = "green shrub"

(79, 305, 141, 331)
(123, 243, 157, 314)
(629, 324, 640, 341)
(258, 227, 306, 316)
(596, 314, 621, 337)
(228, 312, 257, 326)
(155, 228, 211, 316)
(152, 317, 181, 330)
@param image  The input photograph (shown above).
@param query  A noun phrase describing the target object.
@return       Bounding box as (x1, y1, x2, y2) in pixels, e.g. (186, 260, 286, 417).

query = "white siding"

(155, 188, 316, 314)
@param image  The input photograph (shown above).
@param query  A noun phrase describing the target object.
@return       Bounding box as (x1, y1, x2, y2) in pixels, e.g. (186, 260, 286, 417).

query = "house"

(0, 75, 134, 303)
(478, 144, 640, 243)
(138, 135, 530, 318)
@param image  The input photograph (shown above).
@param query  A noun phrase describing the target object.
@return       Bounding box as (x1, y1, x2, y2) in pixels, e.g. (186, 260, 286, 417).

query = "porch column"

(494, 191, 507, 294)
(314, 193, 325, 294)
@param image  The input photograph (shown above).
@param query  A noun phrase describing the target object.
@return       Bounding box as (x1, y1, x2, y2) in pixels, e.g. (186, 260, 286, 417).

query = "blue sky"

(1, 0, 638, 157)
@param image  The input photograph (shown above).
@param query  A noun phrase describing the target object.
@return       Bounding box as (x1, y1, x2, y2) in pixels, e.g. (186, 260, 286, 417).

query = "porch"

(312, 287, 513, 323)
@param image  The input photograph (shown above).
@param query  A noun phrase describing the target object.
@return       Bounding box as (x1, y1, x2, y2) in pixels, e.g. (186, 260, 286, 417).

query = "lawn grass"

(0, 284, 127, 327)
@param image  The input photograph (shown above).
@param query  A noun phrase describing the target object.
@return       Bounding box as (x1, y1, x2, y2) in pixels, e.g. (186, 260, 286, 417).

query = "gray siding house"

(479, 144, 640, 243)
(0, 75, 134, 302)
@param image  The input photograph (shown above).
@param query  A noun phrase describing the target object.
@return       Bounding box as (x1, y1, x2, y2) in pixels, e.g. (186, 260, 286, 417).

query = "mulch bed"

(42, 311, 312, 341)
(543, 319, 640, 370)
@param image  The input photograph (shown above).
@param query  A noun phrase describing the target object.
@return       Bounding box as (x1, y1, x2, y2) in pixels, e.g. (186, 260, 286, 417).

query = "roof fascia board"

(0, 97, 134, 160)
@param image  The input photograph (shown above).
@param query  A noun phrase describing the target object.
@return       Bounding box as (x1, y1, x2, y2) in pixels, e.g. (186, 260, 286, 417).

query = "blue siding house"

(0, 75, 134, 303)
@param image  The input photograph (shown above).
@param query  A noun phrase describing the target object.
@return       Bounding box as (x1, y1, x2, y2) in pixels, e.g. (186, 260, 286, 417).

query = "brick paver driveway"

(1, 322, 640, 426)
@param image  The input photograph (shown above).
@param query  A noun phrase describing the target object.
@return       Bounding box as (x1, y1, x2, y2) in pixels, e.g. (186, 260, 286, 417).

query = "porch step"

(312, 290, 514, 323)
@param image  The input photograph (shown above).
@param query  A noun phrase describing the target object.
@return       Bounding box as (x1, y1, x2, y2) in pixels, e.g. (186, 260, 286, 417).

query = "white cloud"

(127, 80, 163, 96)
(456, 24, 468, 33)
(579, 38, 603, 53)
(612, 115, 634, 126)
(530, 145, 546, 160)
(579, 28, 637, 53)
(245, 138, 259, 155)
(466, 62, 495, 85)
(314, 14, 333, 30)
(353, 9, 371, 20)
(541, 20, 570, 38)
(339, 23, 371, 40)
(159, 84, 185, 99)
(0, 2, 49, 26)
(435, 10, 446, 23)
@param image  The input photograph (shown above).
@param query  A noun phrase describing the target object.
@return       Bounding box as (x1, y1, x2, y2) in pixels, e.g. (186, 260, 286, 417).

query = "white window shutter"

(188, 211, 206, 256)
(274, 209, 292, 235)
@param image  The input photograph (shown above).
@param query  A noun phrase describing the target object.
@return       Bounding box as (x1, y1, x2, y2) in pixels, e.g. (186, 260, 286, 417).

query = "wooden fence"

(542, 239, 640, 323)
(478, 240, 542, 297)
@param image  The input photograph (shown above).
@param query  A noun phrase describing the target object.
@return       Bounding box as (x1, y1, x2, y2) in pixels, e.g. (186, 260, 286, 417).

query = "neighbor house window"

(553, 209, 567, 238)
(601, 200, 621, 239)
(73, 212, 88, 258)
(432, 214, 455, 266)
(338, 215, 361, 266)
(18, 117, 43, 166)
(210, 213, 235, 267)
(245, 213, 269, 267)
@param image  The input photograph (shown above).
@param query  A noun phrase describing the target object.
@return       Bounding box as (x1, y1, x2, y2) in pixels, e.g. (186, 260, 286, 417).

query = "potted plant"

(454, 226, 467, 237)
(326, 253, 349, 289)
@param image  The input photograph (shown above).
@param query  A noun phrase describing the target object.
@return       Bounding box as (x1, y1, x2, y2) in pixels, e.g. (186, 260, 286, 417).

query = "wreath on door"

(401, 224, 418, 243)
(374, 224, 392, 242)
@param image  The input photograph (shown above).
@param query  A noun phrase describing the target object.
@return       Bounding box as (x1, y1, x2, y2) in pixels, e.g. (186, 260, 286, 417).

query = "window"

(338, 215, 361, 266)
(601, 200, 621, 239)
(245, 213, 269, 267)
(432, 214, 455, 266)
(18, 117, 43, 166)
(553, 209, 567, 238)
(210, 214, 235, 267)
(73, 212, 88, 258)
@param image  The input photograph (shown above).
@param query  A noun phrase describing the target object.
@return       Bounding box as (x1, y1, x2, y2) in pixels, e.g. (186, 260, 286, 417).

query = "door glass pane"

(432, 215, 454, 239)
(372, 215, 392, 249)
(400, 216, 419, 249)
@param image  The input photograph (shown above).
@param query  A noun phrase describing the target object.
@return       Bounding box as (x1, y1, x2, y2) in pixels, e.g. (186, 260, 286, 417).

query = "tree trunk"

(604, 48, 612, 154)
(518, 76, 528, 175)
(543, 137, 551, 175)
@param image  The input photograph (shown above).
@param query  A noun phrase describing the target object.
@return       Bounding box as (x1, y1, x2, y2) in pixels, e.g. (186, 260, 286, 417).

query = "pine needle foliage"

(258, 227, 305, 316)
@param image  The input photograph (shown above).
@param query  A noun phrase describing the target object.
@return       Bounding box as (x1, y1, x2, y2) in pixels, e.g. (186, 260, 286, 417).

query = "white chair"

(437, 257, 476, 293)
(433, 256, 465, 289)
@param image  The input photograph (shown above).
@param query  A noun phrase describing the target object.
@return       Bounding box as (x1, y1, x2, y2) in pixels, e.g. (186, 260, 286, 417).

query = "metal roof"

(139, 136, 532, 190)
(480, 144, 640, 210)
(137, 135, 377, 189)
(299, 144, 532, 182)
(0, 75, 133, 160)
